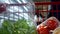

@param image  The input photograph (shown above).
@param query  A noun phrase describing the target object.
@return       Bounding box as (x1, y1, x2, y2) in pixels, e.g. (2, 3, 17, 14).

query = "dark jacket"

(51, 0, 60, 10)
(48, 0, 60, 21)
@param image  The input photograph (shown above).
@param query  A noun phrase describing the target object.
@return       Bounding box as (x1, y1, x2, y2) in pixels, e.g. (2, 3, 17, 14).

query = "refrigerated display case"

(0, 0, 37, 34)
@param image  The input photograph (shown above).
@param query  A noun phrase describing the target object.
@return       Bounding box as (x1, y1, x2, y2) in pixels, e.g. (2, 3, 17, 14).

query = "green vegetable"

(0, 18, 37, 34)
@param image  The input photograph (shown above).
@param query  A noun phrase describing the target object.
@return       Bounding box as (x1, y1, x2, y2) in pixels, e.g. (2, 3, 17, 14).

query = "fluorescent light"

(17, 0, 21, 3)
(4, 0, 10, 4)
(14, 7, 23, 12)
(23, 6, 28, 11)
(8, 9, 13, 12)
(23, 13, 28, 19)
(22, 0, 27, 3)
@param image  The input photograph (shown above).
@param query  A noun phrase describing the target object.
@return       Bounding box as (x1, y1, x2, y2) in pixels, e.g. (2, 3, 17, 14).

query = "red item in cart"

(46, 20, 58, 30)
(37, 24, 50, 34)
(0, 4, 6, 13)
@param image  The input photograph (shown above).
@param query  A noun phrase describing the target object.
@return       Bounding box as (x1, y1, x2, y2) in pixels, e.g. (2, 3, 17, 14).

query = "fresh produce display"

(0, 18, 37, 34)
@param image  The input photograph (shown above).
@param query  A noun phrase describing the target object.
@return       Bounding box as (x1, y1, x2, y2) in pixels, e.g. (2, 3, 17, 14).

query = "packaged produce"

(37, 24, 50, 34)
(37, 17, 60, 34)
(42, 17, 60, 30)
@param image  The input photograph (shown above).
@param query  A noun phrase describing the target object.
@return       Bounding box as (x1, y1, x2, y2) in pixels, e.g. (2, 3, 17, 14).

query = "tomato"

(37, 25, 50, 34)
(0, 4, 6, 13)
(46, 20, 58, 30)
